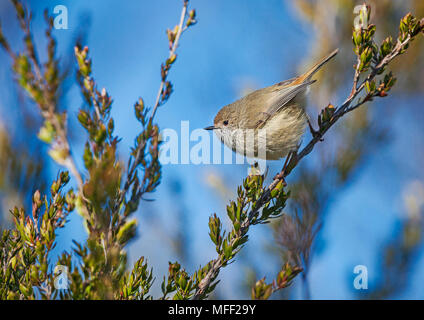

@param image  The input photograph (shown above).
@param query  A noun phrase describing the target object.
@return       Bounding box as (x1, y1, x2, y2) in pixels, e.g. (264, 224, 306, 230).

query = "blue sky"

(1, 0, 423, 299)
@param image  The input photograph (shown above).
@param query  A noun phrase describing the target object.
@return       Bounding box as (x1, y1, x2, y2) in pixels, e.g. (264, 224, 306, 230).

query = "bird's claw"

(308, 120, 324, 141)
(273, 172, 287, 186)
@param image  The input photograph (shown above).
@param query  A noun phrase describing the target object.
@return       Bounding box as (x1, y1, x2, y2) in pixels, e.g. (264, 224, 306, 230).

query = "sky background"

(1, 0, 424, 299)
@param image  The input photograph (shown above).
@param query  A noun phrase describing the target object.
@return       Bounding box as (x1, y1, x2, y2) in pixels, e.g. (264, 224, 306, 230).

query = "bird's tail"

(298, 48, 339, 83)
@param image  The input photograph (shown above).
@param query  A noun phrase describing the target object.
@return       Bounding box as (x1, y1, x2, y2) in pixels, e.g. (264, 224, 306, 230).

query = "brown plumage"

(206, 49, 339, 160)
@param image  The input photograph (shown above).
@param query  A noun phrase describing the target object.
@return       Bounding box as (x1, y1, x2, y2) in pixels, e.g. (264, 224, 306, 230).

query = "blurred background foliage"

(0, 0, 423, 299)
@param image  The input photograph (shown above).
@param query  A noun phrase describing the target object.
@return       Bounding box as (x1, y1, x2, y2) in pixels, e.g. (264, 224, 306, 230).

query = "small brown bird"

(205, 49, 339, 160)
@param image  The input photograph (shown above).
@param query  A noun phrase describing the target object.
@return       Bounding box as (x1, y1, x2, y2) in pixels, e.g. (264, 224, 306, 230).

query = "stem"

(151, 0, 188, 120)
(116, 0, 189, 211)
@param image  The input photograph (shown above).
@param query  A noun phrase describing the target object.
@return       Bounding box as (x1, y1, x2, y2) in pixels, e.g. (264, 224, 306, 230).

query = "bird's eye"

(223, 120, 229, 126)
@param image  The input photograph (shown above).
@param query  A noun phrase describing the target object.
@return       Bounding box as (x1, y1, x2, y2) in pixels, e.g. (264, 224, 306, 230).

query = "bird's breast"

(214, 105, 307, 160)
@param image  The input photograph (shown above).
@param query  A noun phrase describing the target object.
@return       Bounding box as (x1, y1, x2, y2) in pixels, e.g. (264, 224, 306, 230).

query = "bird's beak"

(204, 126, 215, 131)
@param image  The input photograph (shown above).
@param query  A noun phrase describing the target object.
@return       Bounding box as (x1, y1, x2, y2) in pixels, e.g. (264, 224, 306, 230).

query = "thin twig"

(116, 0, 189, 211)
(151, 0, 188, 120)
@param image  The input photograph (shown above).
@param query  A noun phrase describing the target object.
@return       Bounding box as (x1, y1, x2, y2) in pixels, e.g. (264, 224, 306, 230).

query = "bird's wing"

(254, 79, 315, 129)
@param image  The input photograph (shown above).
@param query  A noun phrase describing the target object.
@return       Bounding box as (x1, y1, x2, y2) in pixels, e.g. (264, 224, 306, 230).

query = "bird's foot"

(308, 119, 324, 141)
(273, 172, 287, 186)
(273, 152, 294, 185)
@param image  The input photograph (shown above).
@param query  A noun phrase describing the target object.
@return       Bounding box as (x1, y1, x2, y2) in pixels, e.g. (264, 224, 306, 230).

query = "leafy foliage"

(0, 0, 196, 300)
(0, 0, 423, 300)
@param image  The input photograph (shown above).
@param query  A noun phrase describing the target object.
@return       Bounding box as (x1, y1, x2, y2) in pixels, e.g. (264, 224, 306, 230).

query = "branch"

(151, 0, 188, 120)
(193, 11, 424, 300)
(116, 0, 195, 211)
(0, 2, 85, 195)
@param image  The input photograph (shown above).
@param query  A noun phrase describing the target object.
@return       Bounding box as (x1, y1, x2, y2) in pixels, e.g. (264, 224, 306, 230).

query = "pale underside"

(214, 79, 310, 160)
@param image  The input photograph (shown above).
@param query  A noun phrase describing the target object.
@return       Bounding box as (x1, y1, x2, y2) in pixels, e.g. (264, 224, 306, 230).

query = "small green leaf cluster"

(161, 262, 198, 300)
(193, 172, 290, 298)
(352, 22, 376, 72)
(215, 174, 288, 265)
(353, 9, 423, 105)
(355, 8, 423, 75)
(0, 172, 73, 299)
(317, 104, 336, 132)
(251, 262, 302, 300)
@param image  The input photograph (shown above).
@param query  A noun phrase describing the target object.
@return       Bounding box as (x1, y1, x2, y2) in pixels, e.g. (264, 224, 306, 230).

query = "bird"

(204, 49, 339, 161)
